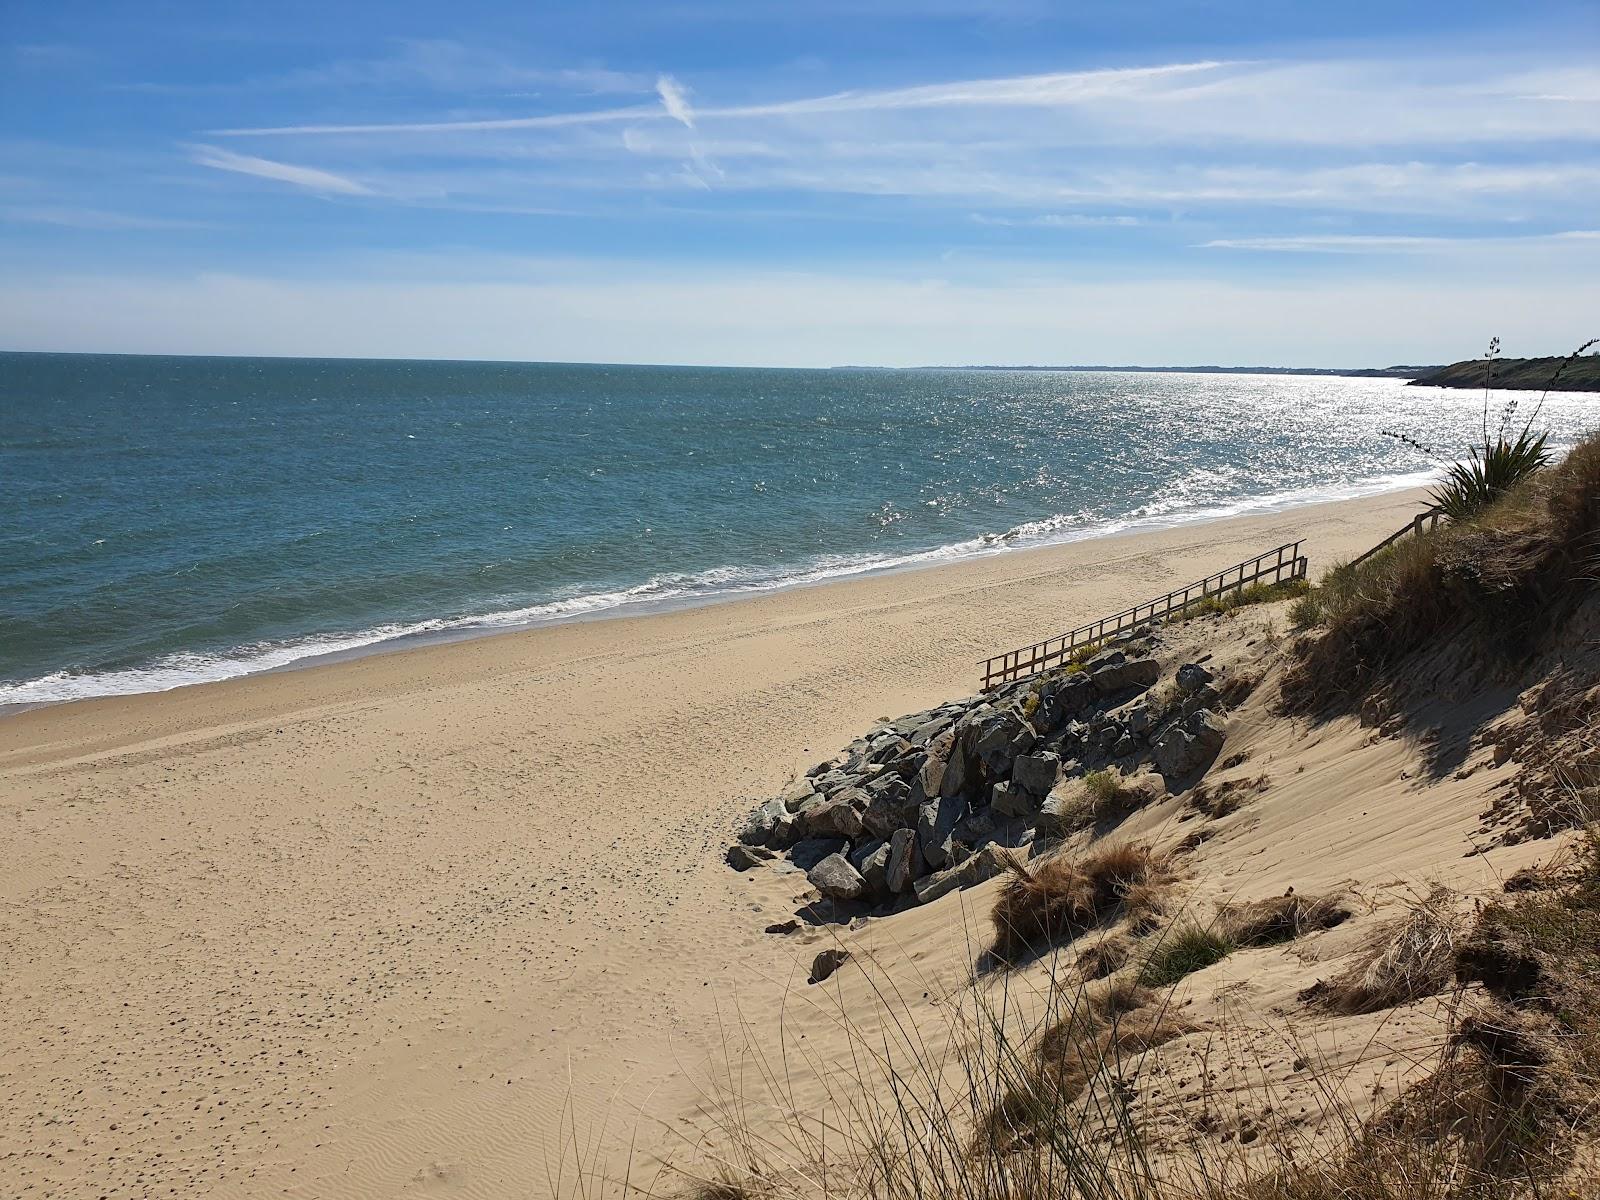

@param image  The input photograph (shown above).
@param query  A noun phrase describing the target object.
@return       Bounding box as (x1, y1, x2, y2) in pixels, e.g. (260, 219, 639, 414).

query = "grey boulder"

(779, 777, 817, 811)
(808, 852, 868, 901)
(1012, 751, 1061, 796)
(886, 827, 923, 893)
(1091, 656, 1161, 694)
(917, 791, 968, 869)
(912, 844, 1012, 905)
(739, 798, 789, 847)
(850, 838, 892, 894)
(803, 792, 867, 839)
(727, 844, 775, 871)
(789, 837, 849, 871)
(990, 779, 1041, 819)
(1153, 709, 1228, 778)
(809, 947, 851, 984)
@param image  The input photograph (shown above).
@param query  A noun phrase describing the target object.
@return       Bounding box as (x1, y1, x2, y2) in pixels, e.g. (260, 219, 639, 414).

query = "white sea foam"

(0, 466, 1442, 709)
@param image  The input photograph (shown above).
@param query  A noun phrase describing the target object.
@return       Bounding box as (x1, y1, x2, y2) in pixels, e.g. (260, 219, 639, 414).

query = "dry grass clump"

(1187, 774, 1270, 820)
(1219, 891, 1352, 948)
(1074, 934, 1132, 981)
(986, 978, 1197, 1151)
(989, 844, 1170, 962)
(1308, 888, 1461, 1014)
(688, 1180, 764, 1200)
(1265, 837, 1600, 1198)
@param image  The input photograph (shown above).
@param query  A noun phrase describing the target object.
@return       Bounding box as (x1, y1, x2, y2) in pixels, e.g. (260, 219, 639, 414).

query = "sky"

(1, 0, 1597, 367)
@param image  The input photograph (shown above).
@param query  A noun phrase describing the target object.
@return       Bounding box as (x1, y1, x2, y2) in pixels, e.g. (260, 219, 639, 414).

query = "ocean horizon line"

(2, 347, 1430, 376)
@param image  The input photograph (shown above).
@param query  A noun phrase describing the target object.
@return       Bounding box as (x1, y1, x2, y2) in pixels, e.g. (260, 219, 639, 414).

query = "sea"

(3, 352, 1591, 707)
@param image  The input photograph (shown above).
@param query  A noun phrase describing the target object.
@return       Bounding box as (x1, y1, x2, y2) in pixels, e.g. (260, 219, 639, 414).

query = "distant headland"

(1407, 355, 1600, 392)
(834, 364, 1437, 378)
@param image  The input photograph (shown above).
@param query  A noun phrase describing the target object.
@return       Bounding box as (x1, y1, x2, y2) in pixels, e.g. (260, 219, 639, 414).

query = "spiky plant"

(1386, 337, 1599, 524)
(1428, 425, 1551, 521)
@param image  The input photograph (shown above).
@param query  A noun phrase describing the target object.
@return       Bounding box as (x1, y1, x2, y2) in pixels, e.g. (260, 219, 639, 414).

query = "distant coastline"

(835, 364, 1437, 378)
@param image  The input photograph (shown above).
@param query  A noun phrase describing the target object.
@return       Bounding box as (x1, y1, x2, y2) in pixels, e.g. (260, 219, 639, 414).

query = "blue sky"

(2, 0, 1597, 366)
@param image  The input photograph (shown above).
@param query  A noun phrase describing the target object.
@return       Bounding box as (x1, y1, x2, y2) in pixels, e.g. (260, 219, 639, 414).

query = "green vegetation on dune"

(1410, 354, 1600, 392)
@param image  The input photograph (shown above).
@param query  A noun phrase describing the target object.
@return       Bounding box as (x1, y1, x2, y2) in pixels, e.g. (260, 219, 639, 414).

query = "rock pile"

(730, 638, 1233, 919)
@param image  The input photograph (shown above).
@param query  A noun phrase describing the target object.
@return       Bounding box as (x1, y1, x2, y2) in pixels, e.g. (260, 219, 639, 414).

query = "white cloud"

(656, 74, 695, 127)
(1201, 231, 1600, 253)
(211, 56, 1600, 147)
(188, 145, 371, 195)
(211, 60, 1228, 136)
(0, 205, 212, 230)
(971, 212, 1141, 227)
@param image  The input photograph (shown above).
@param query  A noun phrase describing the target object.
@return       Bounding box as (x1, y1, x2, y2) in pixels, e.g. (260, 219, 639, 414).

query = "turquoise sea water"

(2, 352, 1591, 706)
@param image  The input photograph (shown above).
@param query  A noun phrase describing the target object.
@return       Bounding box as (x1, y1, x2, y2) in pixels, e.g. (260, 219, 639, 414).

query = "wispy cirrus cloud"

(655, 75, 696, 127)
(126, 39, 653, 98)
(188, 145, 371, 195)
(0, 204, 214, 231)
(1202, 230, 1600, 252)
(207, 57, 1600, 146)
(971, 212, 1141, 227)
(208, 61, 1231, 136)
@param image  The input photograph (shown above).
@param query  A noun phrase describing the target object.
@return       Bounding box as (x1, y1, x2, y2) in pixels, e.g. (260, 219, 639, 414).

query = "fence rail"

(978, 541, 1307, 691)
(1346, 505, 1444, 571)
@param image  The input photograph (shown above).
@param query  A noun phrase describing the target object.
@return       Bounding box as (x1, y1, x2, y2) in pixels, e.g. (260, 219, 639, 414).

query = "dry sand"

(3, 488, 1503, 1199)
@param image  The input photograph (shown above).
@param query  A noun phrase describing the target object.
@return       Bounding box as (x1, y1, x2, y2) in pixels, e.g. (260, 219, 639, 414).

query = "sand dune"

(1, 489, 1460, 1199)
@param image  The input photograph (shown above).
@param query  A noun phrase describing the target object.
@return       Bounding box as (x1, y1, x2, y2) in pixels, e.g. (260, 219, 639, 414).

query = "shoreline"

(0, 468, 1436, 715)
(0, 485, 1434, 1200)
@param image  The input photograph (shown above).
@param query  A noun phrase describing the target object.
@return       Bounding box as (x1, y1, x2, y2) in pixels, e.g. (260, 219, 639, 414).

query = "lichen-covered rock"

(1153, 709, 1227, 778)
(850, 838, 892, 894)
(727, 844, 775, 871)
(1091, 656, 1161, 694)
(808, 852, 868, 901)
(740, 798, 789, 846)
(803, 790, 867, 839)
(918, 791, 968, 869)
(779, 777, 817, 811)
(809, 947, 851, 983)
(991, 779, 1040, 819)
(886, 827, 923, 893)
(912, 844, 1011, 905)
(1176, 662, 1215, 694)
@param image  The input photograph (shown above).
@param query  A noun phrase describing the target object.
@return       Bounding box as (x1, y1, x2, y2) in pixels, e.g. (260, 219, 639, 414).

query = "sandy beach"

(1, 489, 1443, 1199)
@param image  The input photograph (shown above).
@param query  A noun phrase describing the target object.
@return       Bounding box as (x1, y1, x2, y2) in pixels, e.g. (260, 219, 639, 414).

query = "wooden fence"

(978, 541, 1308, 691)
(1345, 505, 1444, 571)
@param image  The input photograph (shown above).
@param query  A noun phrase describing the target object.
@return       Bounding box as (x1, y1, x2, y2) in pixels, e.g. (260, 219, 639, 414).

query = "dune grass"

(1173, 577, 1310, 623)
(989, 843, 1170, 962)
(1307, 888, 1461, 1015)
(1136, 923, 1233, 988)
(1219, 892, 1351, 948)
(607, 838, 1600, 1200)
(1282, 428, 1600, 709)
